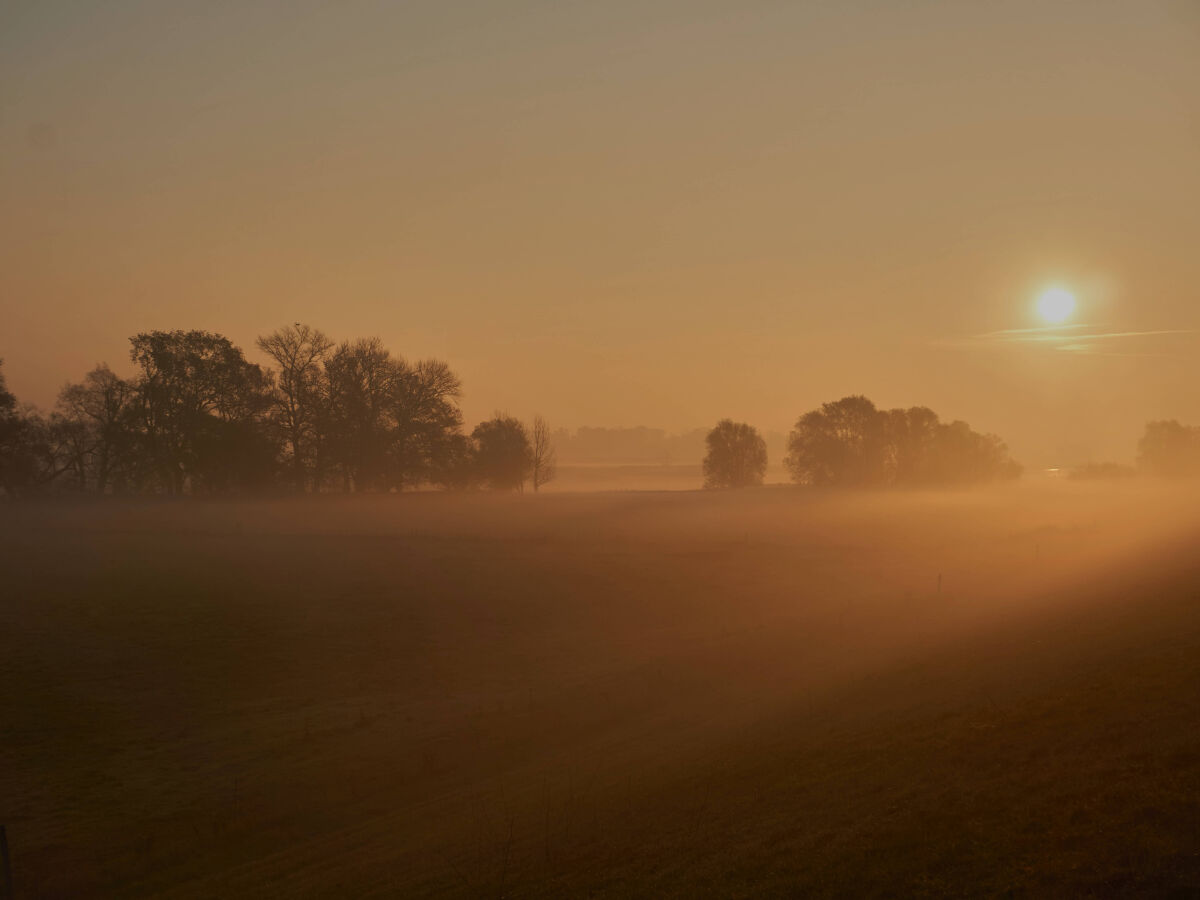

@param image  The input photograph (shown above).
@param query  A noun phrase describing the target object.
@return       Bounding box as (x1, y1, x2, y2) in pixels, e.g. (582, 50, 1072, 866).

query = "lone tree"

(472, 414, 533, 491)
(702, 419, 768, 489)
(531, 415, 557, 492)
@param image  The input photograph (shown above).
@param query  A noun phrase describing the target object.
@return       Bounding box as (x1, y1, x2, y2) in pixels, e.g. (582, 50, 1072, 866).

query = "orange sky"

(2, 1, 1198, 466)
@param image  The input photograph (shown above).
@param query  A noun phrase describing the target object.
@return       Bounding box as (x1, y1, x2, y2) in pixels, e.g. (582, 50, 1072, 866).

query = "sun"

(1036, 286, 1076, 324)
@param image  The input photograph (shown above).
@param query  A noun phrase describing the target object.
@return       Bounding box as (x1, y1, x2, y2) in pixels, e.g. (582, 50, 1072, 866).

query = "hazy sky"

(3, 0, 1198, 465)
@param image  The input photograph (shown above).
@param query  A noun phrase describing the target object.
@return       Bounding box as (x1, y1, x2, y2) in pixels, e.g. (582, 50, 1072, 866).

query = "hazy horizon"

(7, 7, 1200, 891)
(4, 1, 1199, 468)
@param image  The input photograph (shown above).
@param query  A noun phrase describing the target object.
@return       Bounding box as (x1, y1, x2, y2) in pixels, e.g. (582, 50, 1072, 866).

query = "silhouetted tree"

(320, 337, 464, 491)
(322, 337, 406, 491)
(128, 330, 275, 494)
(1, 365, 29, 496)
(882, 406, 941, 483)
(472, 415, 533, 491)
(0, 363, 14, 414)
(785, 395, 887, 486)
(0, 361, 64, 497)
(3, 328, 473, 496)
(46, 407, 91, 492)
(54, 365, 139, 493)
(786, 395, 1019, 487)
(430, 432, 478, 491)
(703, 419, 767, 489)
(531, 415, 557, 492)
(0, 361, 29, 496)
(257, 324, 334, 491)
(930, 419, 1020, 483)
(1138, 420, 1199, 476)
(389, 359, 464, 489)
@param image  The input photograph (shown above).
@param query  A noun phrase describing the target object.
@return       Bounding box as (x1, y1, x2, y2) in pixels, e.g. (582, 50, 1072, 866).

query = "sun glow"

(1036, 287, 1077, 324)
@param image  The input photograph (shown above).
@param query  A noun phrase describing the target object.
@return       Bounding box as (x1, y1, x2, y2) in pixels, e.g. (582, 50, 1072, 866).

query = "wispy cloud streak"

(939, 324, 1196, 356)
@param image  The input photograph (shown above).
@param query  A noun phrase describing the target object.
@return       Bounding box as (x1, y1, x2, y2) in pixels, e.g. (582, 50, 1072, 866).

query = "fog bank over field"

(4, 481, 1200, 894)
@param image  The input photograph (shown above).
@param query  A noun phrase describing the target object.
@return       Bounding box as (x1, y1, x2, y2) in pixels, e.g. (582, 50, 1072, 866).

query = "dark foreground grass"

(1, 486, 1198, 897)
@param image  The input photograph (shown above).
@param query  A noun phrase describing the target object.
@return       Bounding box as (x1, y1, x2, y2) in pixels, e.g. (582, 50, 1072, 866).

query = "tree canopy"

(0, 332, 571, 498)
(0, 350, 1054, 499)
(703, 420, 768, 489)
(1138, 420, 1200, 476)
(785, 396, 1021, 487)
(471, 415, 534, 492)
(1, 328, 483, 497)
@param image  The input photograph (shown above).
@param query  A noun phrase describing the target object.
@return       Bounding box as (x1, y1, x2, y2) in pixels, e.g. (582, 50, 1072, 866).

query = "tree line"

(701, 396, 1022, 489)
(4, 332, 1192, 497)
(703, 398, 1200, 489)
(551, 426, 712, 465)
(0, 325, 555, 498)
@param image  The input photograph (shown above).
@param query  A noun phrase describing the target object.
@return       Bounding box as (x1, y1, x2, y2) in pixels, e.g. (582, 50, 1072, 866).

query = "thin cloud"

(939, 325, 1196, 355)
(1070, 330, 1196, 341)
(979, 324, 1091, 337)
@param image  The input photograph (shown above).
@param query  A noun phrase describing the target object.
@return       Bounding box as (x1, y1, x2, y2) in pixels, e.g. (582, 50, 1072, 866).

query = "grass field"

(2, 483, 1199, 897)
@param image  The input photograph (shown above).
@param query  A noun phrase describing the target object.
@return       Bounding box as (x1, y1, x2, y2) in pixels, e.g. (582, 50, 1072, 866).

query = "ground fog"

(2, 482, 1199, 896)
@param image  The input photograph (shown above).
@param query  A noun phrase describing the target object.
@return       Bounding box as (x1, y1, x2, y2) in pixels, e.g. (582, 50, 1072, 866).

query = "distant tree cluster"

(0, 327, 556, 497)
(1137, 420, 1200, 477)
(785, 396, 1021, 486)
(551, 426, 710, 464)
(701, 396, 1021, 490)
(1068, 462, 1136, 481)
